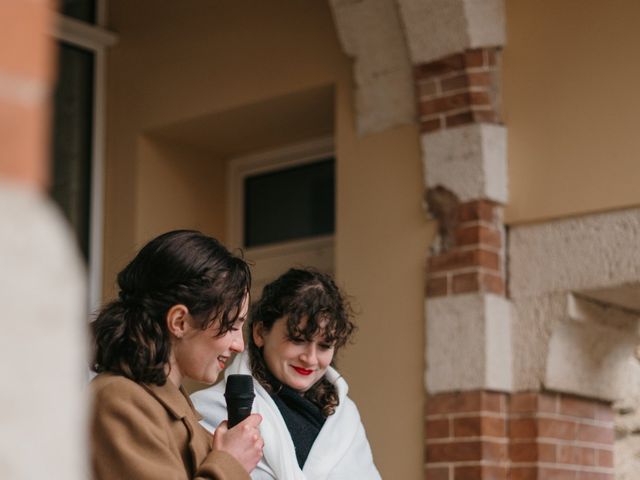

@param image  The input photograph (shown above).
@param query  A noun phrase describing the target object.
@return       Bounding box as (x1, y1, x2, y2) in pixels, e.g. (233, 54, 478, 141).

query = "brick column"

(509, 392, 614, 480)
(425, 391, 614, 480)
(415, 47, 501, 134)
(426, 391, 509, 480)
(426, 199, 505, 298)
(0, 1, 87, 479)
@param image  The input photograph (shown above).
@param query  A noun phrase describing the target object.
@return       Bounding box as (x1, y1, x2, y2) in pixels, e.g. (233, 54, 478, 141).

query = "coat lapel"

(143, 381, 211, 474)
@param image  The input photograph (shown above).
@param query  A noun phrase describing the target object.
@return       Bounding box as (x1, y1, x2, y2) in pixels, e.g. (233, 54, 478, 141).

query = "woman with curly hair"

(192, 268, 381, 479)
(90, 230, 263, 480)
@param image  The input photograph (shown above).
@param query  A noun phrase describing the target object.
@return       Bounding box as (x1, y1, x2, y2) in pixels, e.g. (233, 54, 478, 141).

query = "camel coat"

(90, 373, 249, 480)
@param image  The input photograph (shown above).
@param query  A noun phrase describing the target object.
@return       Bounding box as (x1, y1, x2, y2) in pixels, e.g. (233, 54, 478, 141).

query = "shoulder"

(90, 373, 167, 423)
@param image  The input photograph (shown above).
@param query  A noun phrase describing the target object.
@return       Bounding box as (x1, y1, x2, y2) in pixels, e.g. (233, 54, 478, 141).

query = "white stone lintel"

(426, 292, 512, 393)
(421, 123, 507, 203)
(398, 0, 506, 65)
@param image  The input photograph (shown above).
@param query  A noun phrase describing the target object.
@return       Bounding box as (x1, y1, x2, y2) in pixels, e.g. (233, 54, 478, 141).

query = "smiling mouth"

(291, 366, 313, 376)
(217, 356, 228, 369)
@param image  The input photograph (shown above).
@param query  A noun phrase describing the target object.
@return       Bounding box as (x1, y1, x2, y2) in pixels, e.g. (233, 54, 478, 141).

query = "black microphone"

(224, 374, 255, 428)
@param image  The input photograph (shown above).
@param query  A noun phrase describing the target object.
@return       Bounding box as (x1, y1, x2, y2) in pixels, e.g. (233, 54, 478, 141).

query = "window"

(243, 158, 335, 248)
(228, 137, 335, 298)
(51, 42, 95, 260)
(50, 3, 116, 311)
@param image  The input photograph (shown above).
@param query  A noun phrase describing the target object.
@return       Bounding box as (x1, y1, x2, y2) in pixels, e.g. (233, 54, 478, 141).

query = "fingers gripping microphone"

(224, 374, 255, 428)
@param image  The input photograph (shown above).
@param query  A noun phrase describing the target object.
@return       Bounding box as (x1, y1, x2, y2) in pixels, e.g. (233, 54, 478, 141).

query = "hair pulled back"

(92, 230, 250, 385)
(249, 268, 356, 416)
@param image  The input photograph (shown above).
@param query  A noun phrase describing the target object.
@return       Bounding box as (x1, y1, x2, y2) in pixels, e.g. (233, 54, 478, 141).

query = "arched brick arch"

(329, 1, 617, 478)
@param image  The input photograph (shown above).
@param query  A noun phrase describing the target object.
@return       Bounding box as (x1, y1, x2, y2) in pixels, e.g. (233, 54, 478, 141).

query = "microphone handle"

(226, 394, 254, 428)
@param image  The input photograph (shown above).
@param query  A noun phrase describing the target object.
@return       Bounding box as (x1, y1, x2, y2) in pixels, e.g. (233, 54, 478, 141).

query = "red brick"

(426, 391, 482, 415)
(0, 97, 48, 188)
(509, 442, 538, 462)
(480, 272, 505, 295)
(509, 418, 537, 439)
(420, 118, 443, 133)
(469, 91, 491, 106)
(537, 467, 576, 480)
(421, 93, 472, 115)
(538, 442, 557, 462)
(458, 201, 499, 223)
(452, 272, 479, 294)
(418, 79, 439, 97)
(538, 393, 559, 413)
(454, 465, 508, 480)
(415, 53, 466, 78)
(455, 225, 502, 248)
(440, 74, 469, 92)
(0, 1, 54, 80)
(428, 248, 500, 273)
(426, 418, 450, 439)
(425, 466, 449, 480)
(428, 249, 477, 272)
(465, 49, 486, 67)
(467, 71, 494, 87)
(426, 440, 482, 462)
(510, 393, 538, 414)
(472, 109, 499, 123)
(594, 404, 614, 422)
(445, 111, 474, 128)
(576, 473, 614, 480)
(426, 275, 448, 297)
(481, 391, 505, 413)
(557, 444, 596, 466)
(486, 48, 499, 66)
(453, 416, 505, 438)
(482, 441, 508, 461)
(509, 467, 536, 480)
(597, 448, 614, 467)
(576, 424, 614, 445)
(509, 441, 556, 463)
(559, 395, 598, 419)
(537, 418, 578, 440)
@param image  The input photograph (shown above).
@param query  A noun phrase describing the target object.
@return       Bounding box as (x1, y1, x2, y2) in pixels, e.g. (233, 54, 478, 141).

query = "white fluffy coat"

(191, 352, 381, 480)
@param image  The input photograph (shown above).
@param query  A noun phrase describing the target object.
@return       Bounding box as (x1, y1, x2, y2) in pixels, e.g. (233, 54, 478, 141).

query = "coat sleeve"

(91, 381, 248, 480)
(317, 398, 382, 480)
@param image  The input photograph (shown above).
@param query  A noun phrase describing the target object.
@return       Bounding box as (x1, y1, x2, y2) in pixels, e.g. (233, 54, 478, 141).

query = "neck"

(166, 353, 183, 387)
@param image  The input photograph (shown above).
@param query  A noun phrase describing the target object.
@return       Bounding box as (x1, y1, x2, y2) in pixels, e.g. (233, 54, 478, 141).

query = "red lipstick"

(291, 366, 313, 376)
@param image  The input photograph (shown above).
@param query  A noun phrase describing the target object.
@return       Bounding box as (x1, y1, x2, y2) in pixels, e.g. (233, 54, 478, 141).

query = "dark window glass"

(244, 159, 335, 248)
(50, 42, 95, 261)
(59, 0, 96, 24)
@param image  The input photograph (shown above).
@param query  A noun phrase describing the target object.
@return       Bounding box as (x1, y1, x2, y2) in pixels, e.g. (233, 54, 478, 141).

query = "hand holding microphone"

(212, 374, 263, 473)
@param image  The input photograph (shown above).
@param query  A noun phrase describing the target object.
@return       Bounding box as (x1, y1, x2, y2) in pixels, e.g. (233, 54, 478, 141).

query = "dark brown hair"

(249, 268, 356, 416)
(92, 230, 250, 385)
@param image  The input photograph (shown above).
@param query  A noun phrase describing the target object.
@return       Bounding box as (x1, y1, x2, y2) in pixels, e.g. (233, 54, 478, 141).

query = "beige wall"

(504, 0, 640, 224)
(136, 137, 227, 245)
(336, 77, 433, 477)
(105, 1, 430, 477)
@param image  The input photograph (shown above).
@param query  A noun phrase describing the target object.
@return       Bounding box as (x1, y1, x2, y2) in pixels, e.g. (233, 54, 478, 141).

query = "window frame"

(51, 1, 117, 313)
(227, 136, 335, 258)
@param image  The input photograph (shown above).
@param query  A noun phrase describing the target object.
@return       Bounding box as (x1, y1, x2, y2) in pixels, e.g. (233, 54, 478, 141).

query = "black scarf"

(265, 371, 327, 468)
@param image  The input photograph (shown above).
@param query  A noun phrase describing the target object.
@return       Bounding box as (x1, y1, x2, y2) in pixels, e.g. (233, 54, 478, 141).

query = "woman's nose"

(300, 343, 317, 364)
(230, 329, 245, 353)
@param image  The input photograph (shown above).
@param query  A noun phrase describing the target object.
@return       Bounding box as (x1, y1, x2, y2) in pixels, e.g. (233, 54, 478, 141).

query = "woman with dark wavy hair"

(192, 268, 381, 480)
(90, 230, 263, 480)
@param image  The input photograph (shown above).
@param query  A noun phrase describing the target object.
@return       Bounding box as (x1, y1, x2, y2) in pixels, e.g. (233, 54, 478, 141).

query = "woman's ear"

(166, 304, 190, 339)
(252, 322, 265, 347)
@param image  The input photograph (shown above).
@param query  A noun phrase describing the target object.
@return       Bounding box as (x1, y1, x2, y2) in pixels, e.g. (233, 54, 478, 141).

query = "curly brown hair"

(248, 268, 356, 416)
(92, 230, 250, 385)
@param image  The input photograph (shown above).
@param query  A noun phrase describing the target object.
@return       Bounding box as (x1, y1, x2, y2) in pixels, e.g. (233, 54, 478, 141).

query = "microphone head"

(225, 374, 254, 397)
(224, 374, 255, 428)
